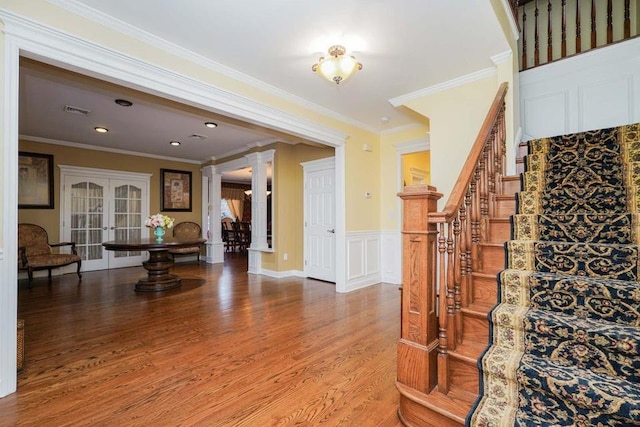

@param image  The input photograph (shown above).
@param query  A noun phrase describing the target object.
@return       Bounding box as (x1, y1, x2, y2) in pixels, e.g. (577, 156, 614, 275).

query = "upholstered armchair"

(169, 221, 203, 262)
(18, 223, 82, 287)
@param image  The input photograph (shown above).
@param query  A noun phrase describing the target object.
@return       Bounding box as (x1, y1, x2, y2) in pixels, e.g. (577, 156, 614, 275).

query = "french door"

(61, 166, 150, 271)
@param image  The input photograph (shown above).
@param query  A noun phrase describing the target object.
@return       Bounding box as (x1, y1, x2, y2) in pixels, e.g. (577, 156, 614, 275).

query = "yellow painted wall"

(261, 143, 334, 272)
(344, 131, 381, 231)
(18, 139, 202, 242)
(0, 0, 381, 235)
(404, 74, 499, 209)
(402, 151, 430, 187)
(379, 125, 430, 230)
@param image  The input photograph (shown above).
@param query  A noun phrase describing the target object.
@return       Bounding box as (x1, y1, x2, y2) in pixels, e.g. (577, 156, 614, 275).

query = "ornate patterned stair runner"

(468, 123, 640, 426)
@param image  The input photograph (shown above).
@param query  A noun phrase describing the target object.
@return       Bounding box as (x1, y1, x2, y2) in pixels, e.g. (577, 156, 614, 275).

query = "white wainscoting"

(520, 37, 640, 141)
(345, 231, 381, 291)
(380, 230, 402, 285)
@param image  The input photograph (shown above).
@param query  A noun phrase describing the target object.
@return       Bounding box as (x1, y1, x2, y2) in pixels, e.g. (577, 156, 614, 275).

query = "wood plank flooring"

(1, 254, 402, 426)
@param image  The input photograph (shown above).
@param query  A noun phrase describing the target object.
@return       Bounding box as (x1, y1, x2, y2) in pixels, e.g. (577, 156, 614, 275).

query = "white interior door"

(66, 176, 109, 271)
(108, 180, 146, 268)
(304, 159, 336, 282)
(61, 167, 150, 271)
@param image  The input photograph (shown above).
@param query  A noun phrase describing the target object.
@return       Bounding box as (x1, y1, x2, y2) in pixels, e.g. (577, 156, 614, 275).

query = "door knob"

(327, 229, 335, 233)
(103, 227, 108, 230)
(110, 226, 116, 230)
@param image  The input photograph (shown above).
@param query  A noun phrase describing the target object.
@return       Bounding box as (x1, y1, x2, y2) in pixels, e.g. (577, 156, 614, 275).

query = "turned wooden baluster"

(547, 0, 553, 62)
(522, 3, 528, 70)
(453, 214, 463, 346)
(561, 0, 567, 58)
(534, 0, 540, 66)
(446, 222, 456, 351)
(470, 173, 481, 271)
(464, 191, 473, 305)
(437, 222, 449, 393)
(576, 0, 582, 53)
(606, 0, 613, 44)
(591, 0, 597, 49)
(624, 0, 631, 38)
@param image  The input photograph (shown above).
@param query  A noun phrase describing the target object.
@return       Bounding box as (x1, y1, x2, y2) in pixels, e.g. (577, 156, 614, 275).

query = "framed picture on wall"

(18, 151, 54, 209)
(161, 168, 192, 211)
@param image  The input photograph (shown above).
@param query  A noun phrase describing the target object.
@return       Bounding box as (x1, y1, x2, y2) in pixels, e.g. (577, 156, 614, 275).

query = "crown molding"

(44, 0, 377, 133)
(491, 50, 513, 65)
(20, 135, 203, 164)
(389, 66, 497, 107)
(1, 9, 348, 148)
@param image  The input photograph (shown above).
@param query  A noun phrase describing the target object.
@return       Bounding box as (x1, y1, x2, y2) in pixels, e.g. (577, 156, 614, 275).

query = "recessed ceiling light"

(205, 122, 218, 128)
(94, 126, 109, 133)
(169, 141, 181, 146)
(115, 99, 133, 107)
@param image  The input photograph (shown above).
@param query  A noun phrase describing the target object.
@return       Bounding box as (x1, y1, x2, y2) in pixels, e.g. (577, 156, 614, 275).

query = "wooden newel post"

(396, 185, 442, 395)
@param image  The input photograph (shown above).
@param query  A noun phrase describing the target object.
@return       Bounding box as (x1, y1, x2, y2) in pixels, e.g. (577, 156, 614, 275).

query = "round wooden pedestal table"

(102, 237, 206, 292)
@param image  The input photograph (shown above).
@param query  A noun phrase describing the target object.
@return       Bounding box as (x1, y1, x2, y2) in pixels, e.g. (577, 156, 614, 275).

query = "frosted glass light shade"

(312, 45, 362, 85)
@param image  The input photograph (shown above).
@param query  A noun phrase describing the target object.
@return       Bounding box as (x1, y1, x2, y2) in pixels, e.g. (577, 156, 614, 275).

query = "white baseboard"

(260, 269, 305, 278)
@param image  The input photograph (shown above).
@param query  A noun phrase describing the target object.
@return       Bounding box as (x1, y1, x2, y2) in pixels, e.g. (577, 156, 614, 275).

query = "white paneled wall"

(344, 230, 402, 291)
(520, 37, 640, 141)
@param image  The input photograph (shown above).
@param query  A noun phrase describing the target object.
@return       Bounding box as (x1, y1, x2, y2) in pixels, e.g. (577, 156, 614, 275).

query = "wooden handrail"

(429, 82, 508, 224)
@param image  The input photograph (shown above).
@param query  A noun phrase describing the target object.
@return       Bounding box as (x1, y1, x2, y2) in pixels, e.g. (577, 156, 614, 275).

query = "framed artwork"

(161, 168, 192, 211)
(18, 152, 54, 209)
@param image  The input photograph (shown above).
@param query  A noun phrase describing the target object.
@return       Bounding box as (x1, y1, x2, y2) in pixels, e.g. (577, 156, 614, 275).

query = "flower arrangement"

(145, 213, 175, 229)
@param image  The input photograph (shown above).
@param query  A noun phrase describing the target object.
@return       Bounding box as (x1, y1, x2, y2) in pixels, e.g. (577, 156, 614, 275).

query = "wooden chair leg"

(28, 269, 34, 289)
(76, 260, 82, 280)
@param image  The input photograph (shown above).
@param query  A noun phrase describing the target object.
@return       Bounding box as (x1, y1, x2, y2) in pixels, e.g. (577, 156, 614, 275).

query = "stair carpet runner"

(468, 123, 640, 426)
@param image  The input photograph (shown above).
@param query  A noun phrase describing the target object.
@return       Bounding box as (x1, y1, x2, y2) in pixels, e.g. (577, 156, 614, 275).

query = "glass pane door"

(66, 177, 109, 271)
(108, 180, 147, 268)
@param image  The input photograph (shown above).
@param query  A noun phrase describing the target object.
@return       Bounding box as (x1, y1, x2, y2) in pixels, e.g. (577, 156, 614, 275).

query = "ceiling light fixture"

(205, 122, 218, 128)
(114, 99, 133, 107)
(169, 141, 181, 146)
(312, 45, 362, 85)
(94, 126, 109, 133)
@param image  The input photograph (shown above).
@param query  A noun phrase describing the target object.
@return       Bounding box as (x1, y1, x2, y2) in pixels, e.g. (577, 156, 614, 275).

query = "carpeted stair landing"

(468, 123, 640, 426)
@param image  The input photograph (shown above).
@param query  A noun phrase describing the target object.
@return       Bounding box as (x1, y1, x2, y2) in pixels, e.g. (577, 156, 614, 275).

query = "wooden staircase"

(396, 84, 529, 426)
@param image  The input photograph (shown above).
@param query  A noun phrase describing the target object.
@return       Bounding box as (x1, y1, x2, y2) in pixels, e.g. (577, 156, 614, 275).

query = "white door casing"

(303, 158, 336, 282)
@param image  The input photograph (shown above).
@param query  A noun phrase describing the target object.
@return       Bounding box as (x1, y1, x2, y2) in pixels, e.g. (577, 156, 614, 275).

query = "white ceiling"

(21, 0, 510, 164)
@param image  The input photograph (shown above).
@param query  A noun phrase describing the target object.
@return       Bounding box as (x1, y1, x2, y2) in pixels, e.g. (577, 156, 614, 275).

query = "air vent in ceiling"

(64, 105, 91, 116)
(189, 134, 208, 140)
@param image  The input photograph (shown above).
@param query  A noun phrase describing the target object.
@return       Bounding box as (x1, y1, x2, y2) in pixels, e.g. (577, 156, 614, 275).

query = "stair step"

(470, 272, 498, 307)
(461, 307, 489, 344)
(500, 175, 521, 195)
(488, 217, 511, 243)
(397, 383, 471, 427)
(479, 242, 505, 274)
(495, 194, 516, 217)
(449, 353, 480, 394)
(453, 339, 487, 361)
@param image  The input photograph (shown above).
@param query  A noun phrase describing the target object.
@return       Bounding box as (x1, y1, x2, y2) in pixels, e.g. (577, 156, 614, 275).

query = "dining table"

(102, 236, 206, 292)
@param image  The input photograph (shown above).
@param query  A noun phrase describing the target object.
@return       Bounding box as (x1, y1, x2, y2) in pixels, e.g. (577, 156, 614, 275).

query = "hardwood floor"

(2, 254, 402, 426)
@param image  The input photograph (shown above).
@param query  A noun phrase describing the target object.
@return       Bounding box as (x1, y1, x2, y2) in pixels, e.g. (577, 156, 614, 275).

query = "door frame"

(59, 165, 151, 272)
(302, 157, 336, 283)
(0, 10, 348, 395)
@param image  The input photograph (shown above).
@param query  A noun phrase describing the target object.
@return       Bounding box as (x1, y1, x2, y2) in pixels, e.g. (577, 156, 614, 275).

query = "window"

(220, 199, 235, 220)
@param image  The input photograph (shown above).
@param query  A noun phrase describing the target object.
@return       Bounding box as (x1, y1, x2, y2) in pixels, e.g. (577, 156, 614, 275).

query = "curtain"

(226, 199, 243, 222)
(221, 187, 247, 200)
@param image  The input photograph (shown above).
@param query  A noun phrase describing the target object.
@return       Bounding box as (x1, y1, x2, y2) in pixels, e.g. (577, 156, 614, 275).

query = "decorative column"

(396, 186, 442, 418)
(201, 165, 224, 263)
(245, 149, 274, 274)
